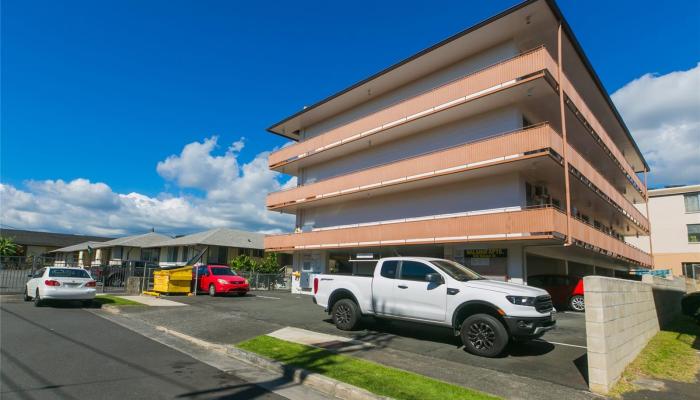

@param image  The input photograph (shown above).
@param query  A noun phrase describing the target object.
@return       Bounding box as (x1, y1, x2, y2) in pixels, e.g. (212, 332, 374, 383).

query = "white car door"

(392, 260, 447, 322)
(371, 260, 399, 316)
(26, 268, 45, 296)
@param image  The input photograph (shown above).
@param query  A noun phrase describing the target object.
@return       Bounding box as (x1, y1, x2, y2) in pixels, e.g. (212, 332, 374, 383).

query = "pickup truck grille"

(535, 295, 553, 313)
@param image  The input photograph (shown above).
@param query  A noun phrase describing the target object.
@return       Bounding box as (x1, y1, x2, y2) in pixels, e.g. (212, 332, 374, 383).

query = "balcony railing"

(570, 218, 652, 267)
(267, 123, 562, 209)
(566, 145, 650, 232)
(265, 206, 567, 251)
(269, 46, 558, 168)
(265, 206, 651, 267)
(560, 74, 645, 193)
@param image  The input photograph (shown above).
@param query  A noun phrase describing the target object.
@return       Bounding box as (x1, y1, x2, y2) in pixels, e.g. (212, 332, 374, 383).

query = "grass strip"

(94, 295, 144, 306)
(612, 316, 700, 397)
(237, 335, 498, 400)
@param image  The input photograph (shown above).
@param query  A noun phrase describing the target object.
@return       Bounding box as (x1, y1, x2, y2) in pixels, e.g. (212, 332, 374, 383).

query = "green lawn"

(94, 295, 144, 306)
(612, 316, 700, 397)
(237, 335, 498, 400)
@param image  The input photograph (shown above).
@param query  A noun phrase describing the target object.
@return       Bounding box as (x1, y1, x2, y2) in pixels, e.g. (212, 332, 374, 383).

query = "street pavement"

(0, 296, 286, 400)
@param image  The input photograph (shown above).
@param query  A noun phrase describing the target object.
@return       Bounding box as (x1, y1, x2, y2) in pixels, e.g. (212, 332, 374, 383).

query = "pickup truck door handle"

(397, 285, 408, 289)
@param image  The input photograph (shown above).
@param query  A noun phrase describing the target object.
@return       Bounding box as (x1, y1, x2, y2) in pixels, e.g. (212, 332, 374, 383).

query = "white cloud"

(612, 63, 700, 186)
(0, 137, 295, 236)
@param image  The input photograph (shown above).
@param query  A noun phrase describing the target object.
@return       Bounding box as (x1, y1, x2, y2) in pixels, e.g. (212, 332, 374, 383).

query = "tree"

(255, 252, 279, 274)
(0, 237, 21, 256)
(229, 254, 255, 272)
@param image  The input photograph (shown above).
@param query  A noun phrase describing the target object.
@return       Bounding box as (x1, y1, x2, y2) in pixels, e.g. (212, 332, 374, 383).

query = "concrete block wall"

(584, 275, 687, 394)
(642, 275, 687, 327)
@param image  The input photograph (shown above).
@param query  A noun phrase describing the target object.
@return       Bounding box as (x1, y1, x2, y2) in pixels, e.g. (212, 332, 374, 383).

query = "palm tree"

(0, 237, 21, 256)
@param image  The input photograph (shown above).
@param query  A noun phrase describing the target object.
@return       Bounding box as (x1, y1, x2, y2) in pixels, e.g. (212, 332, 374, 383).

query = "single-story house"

(146, 228, 265, 267)
(0, 228, 112, 258)
(52, 232, 170, 266)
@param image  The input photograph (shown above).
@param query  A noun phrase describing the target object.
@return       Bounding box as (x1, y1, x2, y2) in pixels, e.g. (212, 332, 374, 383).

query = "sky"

(1, 0, 699, 236)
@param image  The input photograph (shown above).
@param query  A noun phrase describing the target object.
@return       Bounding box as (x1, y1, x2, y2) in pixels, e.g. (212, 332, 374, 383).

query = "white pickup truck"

(313, 257, 556, 357)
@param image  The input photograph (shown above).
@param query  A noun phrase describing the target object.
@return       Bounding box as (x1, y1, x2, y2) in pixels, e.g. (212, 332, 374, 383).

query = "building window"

(683, 263, 700, 279)
(689, 224, 700, 243)
(685, 193, 700, 213)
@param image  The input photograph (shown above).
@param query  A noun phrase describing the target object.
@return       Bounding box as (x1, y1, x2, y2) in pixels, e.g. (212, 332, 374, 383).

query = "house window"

(112, 246, 123, 259)
(684, 193, 700, 213)
(688, 224, 700, 243)
(141, 248, 160, 263)
(166, 247, 178, 262)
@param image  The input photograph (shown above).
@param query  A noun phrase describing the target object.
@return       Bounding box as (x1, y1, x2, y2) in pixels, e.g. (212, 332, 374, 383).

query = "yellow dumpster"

(153, 266, 192, 294)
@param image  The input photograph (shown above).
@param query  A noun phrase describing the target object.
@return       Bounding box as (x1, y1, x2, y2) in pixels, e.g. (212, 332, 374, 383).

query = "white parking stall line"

(534, 339, 587, 349)
(255, 295, 281, 300)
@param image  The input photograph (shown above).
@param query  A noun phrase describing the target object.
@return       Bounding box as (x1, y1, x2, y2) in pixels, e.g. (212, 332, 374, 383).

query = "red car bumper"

(215, 283, 250, 294)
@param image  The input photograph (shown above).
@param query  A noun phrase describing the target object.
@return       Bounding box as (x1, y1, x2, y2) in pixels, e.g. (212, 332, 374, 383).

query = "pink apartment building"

(264, 0, 652, 293)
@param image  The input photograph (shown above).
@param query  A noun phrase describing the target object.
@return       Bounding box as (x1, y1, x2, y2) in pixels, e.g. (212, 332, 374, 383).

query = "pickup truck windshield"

(430, 260, 483, 281)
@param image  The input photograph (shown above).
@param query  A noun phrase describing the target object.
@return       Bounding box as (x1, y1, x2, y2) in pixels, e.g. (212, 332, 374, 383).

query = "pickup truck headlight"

(506, 296, 536, 306)
(217, 279, 228, 285)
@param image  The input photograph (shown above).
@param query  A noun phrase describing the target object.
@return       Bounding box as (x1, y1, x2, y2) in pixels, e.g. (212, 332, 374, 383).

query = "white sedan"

(24, 267, 97, 307)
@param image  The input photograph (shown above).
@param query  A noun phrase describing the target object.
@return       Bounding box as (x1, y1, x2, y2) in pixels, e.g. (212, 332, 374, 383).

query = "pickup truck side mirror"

(425, 273, 443, 284)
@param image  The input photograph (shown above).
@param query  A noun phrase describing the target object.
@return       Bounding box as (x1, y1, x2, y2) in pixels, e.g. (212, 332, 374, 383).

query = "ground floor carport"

(287, 239, 644, 294)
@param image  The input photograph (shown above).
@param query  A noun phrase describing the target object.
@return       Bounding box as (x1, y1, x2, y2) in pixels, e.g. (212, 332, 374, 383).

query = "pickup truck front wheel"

(332, 299, 360, 331)
(460, 314, 508, 357)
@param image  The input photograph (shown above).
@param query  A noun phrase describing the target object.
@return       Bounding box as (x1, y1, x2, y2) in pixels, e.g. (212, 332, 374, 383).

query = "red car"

(527, 275, 585, 312)
(192, 265, 249, 297)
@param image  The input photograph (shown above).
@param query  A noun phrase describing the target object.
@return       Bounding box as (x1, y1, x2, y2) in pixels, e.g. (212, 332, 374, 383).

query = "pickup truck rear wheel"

(460, 314, 508, 357)
(332, 299, 360, 331)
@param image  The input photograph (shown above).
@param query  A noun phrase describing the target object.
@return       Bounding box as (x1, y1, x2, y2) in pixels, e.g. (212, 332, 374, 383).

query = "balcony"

(265, 206, 566, 250)
(267, 123, 562, 210)
(268, 46, 559, 170)
(266, 122, 650, 234)
(264, 206, 651, 267)
(560, 74, 645, 193)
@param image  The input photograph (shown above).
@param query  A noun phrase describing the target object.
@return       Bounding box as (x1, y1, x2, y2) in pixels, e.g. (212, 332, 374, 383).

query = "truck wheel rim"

(335, 304, 351, 325)
(572, 296, 585, 311)
(468, 321, 495, 350)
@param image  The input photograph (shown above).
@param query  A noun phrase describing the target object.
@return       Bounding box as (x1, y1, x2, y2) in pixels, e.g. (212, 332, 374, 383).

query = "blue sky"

(1, 0, 699, 235)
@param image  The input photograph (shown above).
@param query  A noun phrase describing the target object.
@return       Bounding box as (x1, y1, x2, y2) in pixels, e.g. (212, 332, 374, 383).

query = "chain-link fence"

(239, 272, 292, 291)
(0, 256, 55, 294)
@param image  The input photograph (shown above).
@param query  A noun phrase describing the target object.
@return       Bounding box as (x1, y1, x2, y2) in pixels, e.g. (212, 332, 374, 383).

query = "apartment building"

(627, 185, 700, 278)
(264, 0, 652, 293)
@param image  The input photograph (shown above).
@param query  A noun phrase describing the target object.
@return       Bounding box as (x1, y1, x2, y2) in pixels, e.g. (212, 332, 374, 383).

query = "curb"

(152, 325, 390, 400)
(226, 346, 391, 400)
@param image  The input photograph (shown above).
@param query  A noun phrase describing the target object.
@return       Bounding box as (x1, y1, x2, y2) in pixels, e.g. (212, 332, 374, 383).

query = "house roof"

(51, 241, 105, 253)
(146, 228, 263, 249)
(0, 228, 113, 248)
(93, 232, 171, 249)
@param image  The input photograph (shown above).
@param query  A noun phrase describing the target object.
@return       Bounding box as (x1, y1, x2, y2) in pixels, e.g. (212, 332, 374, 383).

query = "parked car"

(527, 275, 585, 312)
(312, 257, 555, 357)
(192, 265, 249, 297)
(24, 267, 97, 307)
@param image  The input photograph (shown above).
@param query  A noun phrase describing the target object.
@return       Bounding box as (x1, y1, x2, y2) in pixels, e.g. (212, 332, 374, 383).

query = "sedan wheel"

(34, 290, 43, 307)
(209, 284, 217, 297)
(570, 295, 585, 312)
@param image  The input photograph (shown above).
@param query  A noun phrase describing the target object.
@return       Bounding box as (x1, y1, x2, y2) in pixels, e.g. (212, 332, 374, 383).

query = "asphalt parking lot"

(114, 290, 590, 391)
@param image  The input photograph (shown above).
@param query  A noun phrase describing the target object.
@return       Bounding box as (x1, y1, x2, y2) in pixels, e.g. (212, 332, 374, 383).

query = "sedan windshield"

(49, 268, 91, 278)
(430, 260, 483, 282)
(210, 267, 236, 276)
